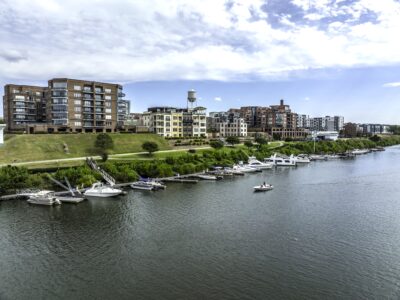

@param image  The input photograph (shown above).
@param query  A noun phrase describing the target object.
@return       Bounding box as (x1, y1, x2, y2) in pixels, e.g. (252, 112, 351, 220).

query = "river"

(1, 147, 400, 299)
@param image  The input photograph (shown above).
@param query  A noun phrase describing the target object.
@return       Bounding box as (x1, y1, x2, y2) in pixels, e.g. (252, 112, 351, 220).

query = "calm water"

(2, 147, 400, 299)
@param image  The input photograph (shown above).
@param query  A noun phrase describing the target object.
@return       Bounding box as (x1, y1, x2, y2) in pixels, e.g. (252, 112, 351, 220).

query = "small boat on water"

(247, 156, 273, 169)
(57, 196, 85, 203)
(223, 167, 245, 176)
(27, 190, 61, 206)
(265, 153, 296, 166)
(130, 181, 155, 190)
(253, 183, 274, 192)
(309, 154, 328, 161)
(197, 174, 222, 180)
(232, 164, 258, 173)
(351, 149, 370, 155)
(293, 154, 310, 164)
(131, 178, 167, 191)
(84, 182, 123, 198)
(370, 147, 385, 152)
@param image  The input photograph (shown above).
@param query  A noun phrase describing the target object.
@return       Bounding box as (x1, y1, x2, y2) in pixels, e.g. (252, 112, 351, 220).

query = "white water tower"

(187, 89, 197, 109)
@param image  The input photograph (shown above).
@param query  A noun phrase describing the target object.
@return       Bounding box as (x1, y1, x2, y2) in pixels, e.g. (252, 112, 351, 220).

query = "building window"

(105, 88, 112, 94)
(74, 85, 81, 91)
(105, 102, 111, 107)
(75, 114, 81, 119)
(106, 109, 112, 113)
(106, 115, 112, 120)
(74, 107, 81, 112)
(53, 82, 67, 89)
(74, 93, 81, 98)
(105, 95, 112, 100)
(74, 121, 82, 126)
(74, 100, 81, 105)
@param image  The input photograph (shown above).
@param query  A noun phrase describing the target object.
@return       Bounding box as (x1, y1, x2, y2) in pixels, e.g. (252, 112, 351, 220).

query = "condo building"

(3, 78, 130, 133)
(230, 100, 307, 139)
(309, 116, 344, 132)
(147, 106, 207, 138)
(208, 111, 247, 137)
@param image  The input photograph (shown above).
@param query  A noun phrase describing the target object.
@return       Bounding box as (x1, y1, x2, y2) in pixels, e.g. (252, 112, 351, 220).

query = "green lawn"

(0, 133, 171, 164)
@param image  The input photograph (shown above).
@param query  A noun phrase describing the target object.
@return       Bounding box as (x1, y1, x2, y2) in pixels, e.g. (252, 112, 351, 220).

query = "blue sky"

(1, 0, 400, 123)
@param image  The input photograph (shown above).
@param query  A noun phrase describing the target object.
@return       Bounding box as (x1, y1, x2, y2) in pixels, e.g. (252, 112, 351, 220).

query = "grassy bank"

(1, 136, 400, 195)
(0, 133, 171, 164)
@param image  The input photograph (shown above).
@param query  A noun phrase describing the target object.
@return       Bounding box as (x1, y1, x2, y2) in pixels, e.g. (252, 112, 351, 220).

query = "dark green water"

(2, 147, 400, 300)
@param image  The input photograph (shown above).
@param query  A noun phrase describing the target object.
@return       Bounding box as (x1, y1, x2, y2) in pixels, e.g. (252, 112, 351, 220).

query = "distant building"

(310, 116, 344, 132)
(315, 131, 339, 141)
(117, 99, 130, 127)
(358, 124, 391, 135)
(208, 111, 247, 137)
(343, 123, 360, 137)
(147, 106, 207, 138)
(229, 100, 307, 139)
(145, 90, 207, 138)
(0, 124, 5, 145)
(3, 78, 130, 133)
(296, 114, 310, 129)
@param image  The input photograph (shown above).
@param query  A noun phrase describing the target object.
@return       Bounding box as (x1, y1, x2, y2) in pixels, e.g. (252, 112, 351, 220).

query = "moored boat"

(351, 149, 370, 155)
(84, 182, 123, 198)
(197, 174, 221, 180)
(247, 156, 273, 169)
(292, 154, 310, 163)
(27, 190, 61, 206)
(265, 153, 296, 166)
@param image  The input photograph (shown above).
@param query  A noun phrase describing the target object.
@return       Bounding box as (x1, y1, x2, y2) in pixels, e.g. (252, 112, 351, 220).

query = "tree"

(95, 133, 114, 150)
(142, 141, 159, 155)
(244, 140, 253, 149)
(226, 136, 240, 146)
(255, 137, 268, 145)
(94, 133, 114, 162)
(209, 140, 224, 150)
(369, 135, 381, 142)
(272, 133, 281, 141)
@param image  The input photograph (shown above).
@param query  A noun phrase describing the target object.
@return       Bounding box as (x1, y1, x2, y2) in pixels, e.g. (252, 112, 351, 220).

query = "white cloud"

(214, 97, 222, 102)
(0, 0, 400, 84)
(383, 82, 400, 87)
(304, 97, 310, 101)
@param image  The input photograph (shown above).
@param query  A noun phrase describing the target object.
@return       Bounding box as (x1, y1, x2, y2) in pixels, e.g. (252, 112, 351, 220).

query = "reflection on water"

(1, 147, 400, 299)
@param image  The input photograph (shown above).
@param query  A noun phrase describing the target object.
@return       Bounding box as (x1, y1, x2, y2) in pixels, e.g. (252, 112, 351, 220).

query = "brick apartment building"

(3, 78, 130, 133)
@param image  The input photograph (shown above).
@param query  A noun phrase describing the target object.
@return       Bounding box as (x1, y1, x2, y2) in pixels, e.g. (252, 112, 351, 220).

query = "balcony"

(83, 88, 93, 93)
(95, 89, 104, 94)
(118, 92, 126, 97)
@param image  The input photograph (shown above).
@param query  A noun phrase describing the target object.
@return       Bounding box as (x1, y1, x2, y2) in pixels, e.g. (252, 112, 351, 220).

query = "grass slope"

(0, 133, 170, 164)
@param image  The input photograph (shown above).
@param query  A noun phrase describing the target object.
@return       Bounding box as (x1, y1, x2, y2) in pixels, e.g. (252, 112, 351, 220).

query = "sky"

(1, 0, 400, 123)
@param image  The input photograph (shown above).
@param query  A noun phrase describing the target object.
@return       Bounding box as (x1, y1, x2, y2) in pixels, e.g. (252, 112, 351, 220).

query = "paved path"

(0, 146, 212, 167)
(0, 142, 284, 167)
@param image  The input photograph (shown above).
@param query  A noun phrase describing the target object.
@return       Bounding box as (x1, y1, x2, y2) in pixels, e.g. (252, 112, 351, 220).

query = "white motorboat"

(309, 154, 328, 161)
(197, 174, 220, 180)
(265, 153, 296, 166)
(130, 181, 155, 190)
(292, 154, 310, 164)
(247, 156, 273, 169)
(351, 149, 370, 155)
(232, 164, 258, 173)
(84, 182, 123, 198)
(27, 190, 61, 206)
(253, 184, 274, 192)
(139, 178, 167, 189)
(223, 167, 245, 176)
